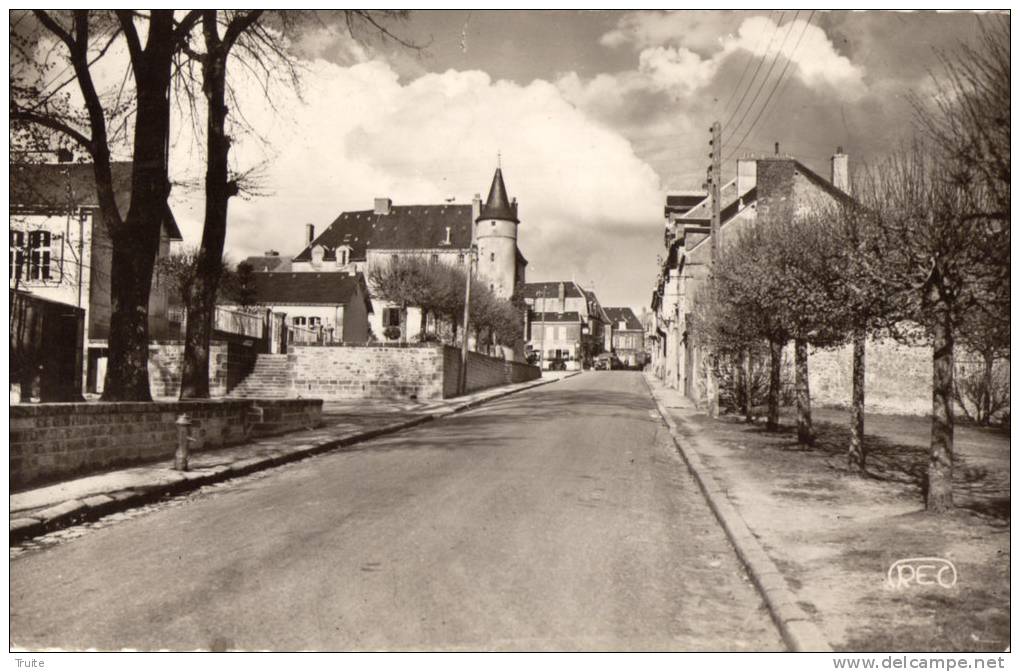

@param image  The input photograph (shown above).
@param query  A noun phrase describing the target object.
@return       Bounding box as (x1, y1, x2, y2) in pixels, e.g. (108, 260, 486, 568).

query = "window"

(430, 254, 439, 264)
(391, 254, 398, 263)
(337, 247, 350, 265)
(382, 308, 401, 327)
(9, 231, 24, 281)
(457, 254, 465, 265)
(292, 316, 307, 326)
(308, 316, 322, 327)
(27, 231, 51, 280)
(544, 326, 555, 342)
(490, 252, 495, 263)
(557, 326, 566, 341)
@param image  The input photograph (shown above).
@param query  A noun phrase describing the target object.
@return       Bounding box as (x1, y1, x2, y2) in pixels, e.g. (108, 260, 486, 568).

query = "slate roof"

(293, 204, 474, 262)
(665, 192, 707, 217)
(521, 281, 584, 300)
(479, 168, 518, 222)
(529, 311, 583, 323)
(241, 254, 292, 273)
(10, 161, 183, 240)
(604, 307, 643, 331)
(250, 272, 371, 311)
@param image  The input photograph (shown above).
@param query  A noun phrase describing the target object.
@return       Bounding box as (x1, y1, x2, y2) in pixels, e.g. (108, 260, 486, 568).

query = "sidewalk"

(10, 372, 579, 544)
(644, 373, 1010, 653)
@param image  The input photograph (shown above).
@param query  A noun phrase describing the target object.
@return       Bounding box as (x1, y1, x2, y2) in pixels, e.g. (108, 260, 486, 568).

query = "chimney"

(511, 197, 518, 218)
(774, 142, 780, 156)
(264, 250, 279, 256)
(305, 223, 315, 247)
(471, 193, 482, 222)
(736, 158, 757, 197)
(558, 282, 566, 312)
(374, 197, 392, 215)
(831, 146, 850, 195)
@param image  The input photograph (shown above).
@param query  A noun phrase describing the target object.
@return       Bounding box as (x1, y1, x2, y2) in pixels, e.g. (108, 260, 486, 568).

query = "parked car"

(593, 353, 619, 370)
(548, 356, 567, 371)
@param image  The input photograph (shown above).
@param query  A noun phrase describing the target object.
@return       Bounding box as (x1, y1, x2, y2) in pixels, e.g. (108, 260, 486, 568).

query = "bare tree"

(176, 10, 420, 397)
(858, 143, 1003, 512)
(11, 10, 202, 400)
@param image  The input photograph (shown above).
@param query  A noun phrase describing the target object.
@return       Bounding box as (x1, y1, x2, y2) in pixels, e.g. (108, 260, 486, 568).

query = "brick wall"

(284, 345, 541, 401)
(10, 398, 322, 490)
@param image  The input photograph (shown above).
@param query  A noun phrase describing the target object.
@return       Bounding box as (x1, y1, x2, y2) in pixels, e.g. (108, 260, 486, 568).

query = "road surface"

(11, 372, 782, 651)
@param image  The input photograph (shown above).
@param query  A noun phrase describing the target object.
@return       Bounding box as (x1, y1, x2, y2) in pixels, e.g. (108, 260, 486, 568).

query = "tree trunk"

(766, 338, 782, 431)
(980, 351, 995, 424)
(927, 305, 955, 512)
(743, 348, 753, 423)
(794, 338, 814, 445)
(180, 18, 237, 399)
(101, 16, 176, 401)
(848, 328, 867, 471)
(706, 352, 719, 417)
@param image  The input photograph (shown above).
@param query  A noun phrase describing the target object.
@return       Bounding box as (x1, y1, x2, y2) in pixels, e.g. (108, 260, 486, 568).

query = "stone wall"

(284, 345, 540, 401)
(443, 347, 542, 396)
(10, 398, 322, 490)
(289, 345, 447, 400)
(148, 340, 259, 399)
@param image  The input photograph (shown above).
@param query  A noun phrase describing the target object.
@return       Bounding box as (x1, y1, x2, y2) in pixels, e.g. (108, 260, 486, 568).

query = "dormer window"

(336, 245, 351, 266)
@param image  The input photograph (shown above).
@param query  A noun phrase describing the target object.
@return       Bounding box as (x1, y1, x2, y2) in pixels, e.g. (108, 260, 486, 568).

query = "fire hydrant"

(175, 413, 193, 471)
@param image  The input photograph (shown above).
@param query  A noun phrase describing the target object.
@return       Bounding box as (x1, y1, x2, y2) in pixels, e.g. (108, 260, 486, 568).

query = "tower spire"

(478, 162, 518, 223)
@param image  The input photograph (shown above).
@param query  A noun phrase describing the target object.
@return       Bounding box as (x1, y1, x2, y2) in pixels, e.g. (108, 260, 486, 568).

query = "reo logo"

(887, 557, 958, 589)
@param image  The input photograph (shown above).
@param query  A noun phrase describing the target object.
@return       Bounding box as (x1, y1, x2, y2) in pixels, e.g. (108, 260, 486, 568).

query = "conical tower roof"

(478, 167, 519, 223)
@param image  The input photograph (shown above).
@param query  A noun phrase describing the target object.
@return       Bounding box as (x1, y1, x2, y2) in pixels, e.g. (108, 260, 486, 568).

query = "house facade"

(651, 149, 851, 401)
(521, 280, 608, 370)
(219, 272, 373, 345)
(279, 166, 527, 343)
(9, 161, 182, 393)
(604, 307, 645, 368)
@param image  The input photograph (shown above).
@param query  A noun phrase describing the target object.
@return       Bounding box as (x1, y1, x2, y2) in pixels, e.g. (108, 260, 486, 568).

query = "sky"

(21, 10, 994, 313)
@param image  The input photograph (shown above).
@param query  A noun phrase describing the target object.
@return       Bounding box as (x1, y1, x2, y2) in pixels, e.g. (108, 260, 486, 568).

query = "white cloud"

(638, 45, 717, 95)
(165, 55, 663, 305)
(588, 12, 865, 106)
(721, 16, 864, 92)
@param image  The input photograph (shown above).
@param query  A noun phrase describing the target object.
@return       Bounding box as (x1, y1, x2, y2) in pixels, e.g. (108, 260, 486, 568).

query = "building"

(281, 165, 527, 343)
(521, 280, 609, 370)
(9, 161, 182, 393)
(652, 147, 852, 402)
(604, 307, 645, 368)
(222, 272, 373, 345)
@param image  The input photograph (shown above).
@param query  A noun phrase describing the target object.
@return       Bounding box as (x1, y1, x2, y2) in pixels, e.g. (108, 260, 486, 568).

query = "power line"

(723, 10, 799, 156)
(721, 11, 785, 132)
(722, 11, 815, 167)
(717, 10, 774, 114)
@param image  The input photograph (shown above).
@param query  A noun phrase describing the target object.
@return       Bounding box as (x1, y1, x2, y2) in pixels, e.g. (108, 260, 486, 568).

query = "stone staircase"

(229, 354, 294, 398)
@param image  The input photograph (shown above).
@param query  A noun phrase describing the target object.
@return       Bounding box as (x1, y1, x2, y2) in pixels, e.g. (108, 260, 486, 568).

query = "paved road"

(11, 372, 782, 651)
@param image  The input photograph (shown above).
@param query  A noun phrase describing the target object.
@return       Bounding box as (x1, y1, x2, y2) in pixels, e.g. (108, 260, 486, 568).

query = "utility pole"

(706, 120, 722, 417)
(709, 121, 722, 267)
(458, 244, 477, 395)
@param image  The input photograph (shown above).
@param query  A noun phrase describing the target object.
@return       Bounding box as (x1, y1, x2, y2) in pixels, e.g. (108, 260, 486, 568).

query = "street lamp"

(537, 287, 546, 371)
(458, 244, 478, 395)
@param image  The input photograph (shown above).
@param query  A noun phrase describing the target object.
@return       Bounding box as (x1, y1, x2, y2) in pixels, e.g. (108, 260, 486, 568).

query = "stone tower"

(474, 165, 519, 299)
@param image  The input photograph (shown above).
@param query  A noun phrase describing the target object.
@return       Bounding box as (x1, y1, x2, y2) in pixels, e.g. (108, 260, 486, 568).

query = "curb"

(642, 374, 833, 653)
(10, 373, 577, 546)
